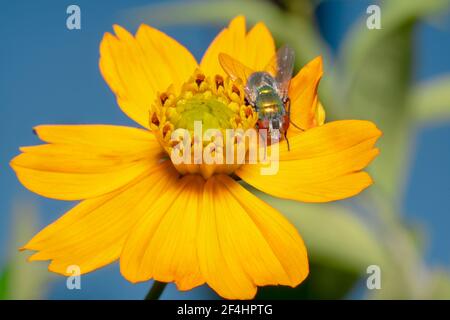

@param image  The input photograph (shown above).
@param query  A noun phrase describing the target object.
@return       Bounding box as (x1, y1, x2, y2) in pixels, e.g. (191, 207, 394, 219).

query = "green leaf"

(409, 76, 450, 124)
(336, 0, 450, 199)
(429, 270, 450, 299)
(340, 0, 449, 86)
(3, 202, 50, 300)
(0, 265, 12, 300)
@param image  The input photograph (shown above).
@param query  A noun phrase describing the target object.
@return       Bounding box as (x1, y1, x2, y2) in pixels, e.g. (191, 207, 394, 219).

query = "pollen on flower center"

(149, 71, 258, 178)
(173, 96, 236, 132)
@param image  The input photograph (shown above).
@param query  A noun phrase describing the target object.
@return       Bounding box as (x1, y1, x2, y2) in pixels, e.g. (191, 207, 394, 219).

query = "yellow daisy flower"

(10, 16, 381, 299)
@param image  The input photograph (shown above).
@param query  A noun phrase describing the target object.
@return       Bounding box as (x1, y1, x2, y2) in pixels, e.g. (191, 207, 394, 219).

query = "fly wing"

(219, 53, 255, 85)
(264, 45, 295, 100)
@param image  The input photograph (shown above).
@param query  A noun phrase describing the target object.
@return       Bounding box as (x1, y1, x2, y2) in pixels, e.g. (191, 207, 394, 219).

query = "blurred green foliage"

(129, 0, 450, 299)
(0, 202, 49, 299)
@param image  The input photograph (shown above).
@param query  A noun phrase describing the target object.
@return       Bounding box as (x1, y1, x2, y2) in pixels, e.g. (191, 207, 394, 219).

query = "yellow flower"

(10, 16, 381, 299)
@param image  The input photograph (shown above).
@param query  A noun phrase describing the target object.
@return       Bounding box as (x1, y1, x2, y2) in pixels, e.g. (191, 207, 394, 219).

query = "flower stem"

(145, 280, 167, 300)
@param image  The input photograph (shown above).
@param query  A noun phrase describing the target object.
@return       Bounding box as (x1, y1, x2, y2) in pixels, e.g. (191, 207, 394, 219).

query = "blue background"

(1, 0, 449, 299)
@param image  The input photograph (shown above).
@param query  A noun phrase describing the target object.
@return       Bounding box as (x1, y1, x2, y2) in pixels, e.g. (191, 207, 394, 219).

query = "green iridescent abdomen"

(254, 85, 285, 120)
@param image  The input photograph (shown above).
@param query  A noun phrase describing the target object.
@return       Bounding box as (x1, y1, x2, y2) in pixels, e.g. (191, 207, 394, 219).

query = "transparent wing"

(264, 45, 295, 100)
(264, 53, 278, 77)
(219, 53, 255, 85)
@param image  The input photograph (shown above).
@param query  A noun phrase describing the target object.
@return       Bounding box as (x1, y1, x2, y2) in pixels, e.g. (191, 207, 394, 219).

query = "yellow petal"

(288, 56, 323, 135)
(100, 24, 198, 128)
(197, 175, 308, 299)
(201, 16, 275, 77)
(23, 162, 179, 276)
(315, 101, 326, 126)
(120, 174, 205, 291)
(237, 120, 382, 202)
(245, 22, 276, 71)
(28, 124, 161, 153)
(10, 125, 164, 200)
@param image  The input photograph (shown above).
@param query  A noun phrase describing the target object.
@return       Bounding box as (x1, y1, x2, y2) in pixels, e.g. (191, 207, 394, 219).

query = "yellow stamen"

(149, 71, 257, 179)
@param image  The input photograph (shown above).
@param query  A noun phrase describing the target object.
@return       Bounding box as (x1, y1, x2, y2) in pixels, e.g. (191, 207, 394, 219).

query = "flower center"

(173, 96, 235, 132)
(149, 71, 257, 179)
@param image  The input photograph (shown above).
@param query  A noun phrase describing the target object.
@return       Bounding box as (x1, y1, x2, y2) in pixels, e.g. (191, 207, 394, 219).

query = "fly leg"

(284, 130, 290, 151)
(285, 97, 305, 132)
(284, 97, 292, 151)
(259, 130, 268, 162)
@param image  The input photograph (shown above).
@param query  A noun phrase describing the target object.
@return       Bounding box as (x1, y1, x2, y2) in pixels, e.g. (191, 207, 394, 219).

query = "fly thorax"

(245, 72, 277, 102)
